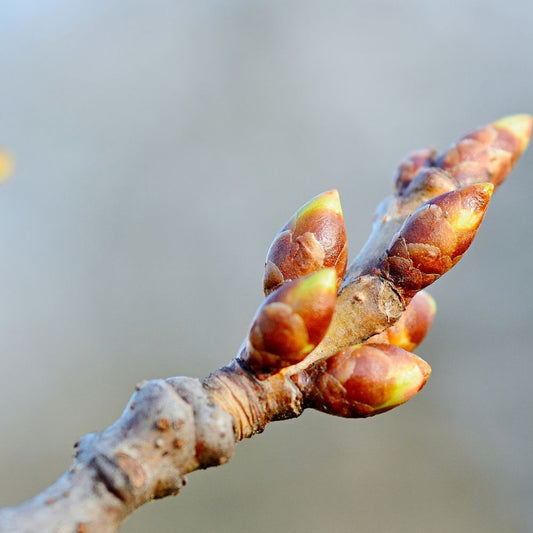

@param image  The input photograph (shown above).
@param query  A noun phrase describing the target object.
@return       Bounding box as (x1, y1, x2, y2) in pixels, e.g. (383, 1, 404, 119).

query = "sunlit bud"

(394, 147, 438, 194)
(379, 183, 493, 299)
(367, 291, 436, 352)
(296, 343, 431, 418)
(243, 268, 338, 378)
(437, 114, 532, 188)
(264, 190, 347, 295)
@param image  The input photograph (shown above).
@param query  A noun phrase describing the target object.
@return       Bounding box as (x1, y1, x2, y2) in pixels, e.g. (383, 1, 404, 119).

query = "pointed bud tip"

(448, 183, 493, 232)
(271, 268, 338, 307)
(378, 351, 431, 410)
(477, 181, 495, 196)
(297, 189, 343, 220)
(493, 114, 533, 153)
(296, 267, 338, 295)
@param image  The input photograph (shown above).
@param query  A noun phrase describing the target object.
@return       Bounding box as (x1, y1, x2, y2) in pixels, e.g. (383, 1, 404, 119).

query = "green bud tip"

(296, 189, 343, 221)
(493, 114, 533, 153)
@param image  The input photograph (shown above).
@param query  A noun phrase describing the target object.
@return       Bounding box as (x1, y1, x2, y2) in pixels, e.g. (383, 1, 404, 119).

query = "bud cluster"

(236, 115, 531, 418)
(295, 343, 431, 418)
(241, 190, 347, 379)
(436, 114, 532, 188)
(263, 189, 347, 295)
(395, 114, 532, 198)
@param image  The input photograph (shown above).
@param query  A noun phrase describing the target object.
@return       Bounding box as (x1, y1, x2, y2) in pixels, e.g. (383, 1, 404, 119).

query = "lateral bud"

(263, 190, 347, 295)
(367, 291, 436, 352)
(243, 268, 338, 378)
(378, 183, 493, 299)
(295, 343, 431, 418)
(436, 114, 533, 188)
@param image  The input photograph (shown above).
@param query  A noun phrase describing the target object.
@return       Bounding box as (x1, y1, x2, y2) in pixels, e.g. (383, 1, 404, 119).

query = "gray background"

(1, 2, 532, 532)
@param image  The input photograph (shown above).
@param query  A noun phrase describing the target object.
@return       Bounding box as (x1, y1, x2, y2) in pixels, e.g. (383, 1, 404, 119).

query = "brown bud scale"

(378, 184, 493, 299)
(436, 115, 533, 188)
(263, 190, 347, 295)
(297, 343, 431, 418)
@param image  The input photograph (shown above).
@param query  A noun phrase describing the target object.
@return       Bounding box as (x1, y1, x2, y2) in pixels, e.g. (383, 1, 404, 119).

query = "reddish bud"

(264, 190, 347, 295)
(298, 343, 431, 418)
(379, 183, 493, 299)
(243, 268, 338, 378)
(394, 147, 438, 194)
(367, 291, 436, 352)
(0, 150, 13, 183)
(437, 114, 532, 188)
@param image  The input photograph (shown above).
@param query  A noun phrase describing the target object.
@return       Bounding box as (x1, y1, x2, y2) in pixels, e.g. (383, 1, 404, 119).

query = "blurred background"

(0, 1, 532, 532)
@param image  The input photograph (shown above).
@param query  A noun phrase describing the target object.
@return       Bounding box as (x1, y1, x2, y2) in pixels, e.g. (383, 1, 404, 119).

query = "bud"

(436, 114, 532, 188)
(400, 167, 457, 202)
(493, 114, 533, 154)
(243, 268, 338, 378)
(297, 343, 431, 417)
(394, 147, 438, 194)
(367, 291, 436, 352)
(0, 150, 13, 183)
(263, 190, 347, 295)
(379, 183, 493, 299)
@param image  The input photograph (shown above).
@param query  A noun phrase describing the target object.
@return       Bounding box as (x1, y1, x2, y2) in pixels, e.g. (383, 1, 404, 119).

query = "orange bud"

(436, 114, 532, 188)
(379, 183, 493, 299)
(243, 269, 338, 378)
(0, 150, 13, 183)
(296, 343, 431, 418)
(264, 190, 347, 295)
(394, 147, 438, 194)
(367, 291, 436, 351)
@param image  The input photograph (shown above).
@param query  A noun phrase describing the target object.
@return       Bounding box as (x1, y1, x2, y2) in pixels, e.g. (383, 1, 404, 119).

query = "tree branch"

(0, 115, 531, 533)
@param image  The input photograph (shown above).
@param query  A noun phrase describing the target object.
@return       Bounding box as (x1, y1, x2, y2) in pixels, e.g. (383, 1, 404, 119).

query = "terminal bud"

(296, 343, 431, 418)
(379, 183, 493, 299)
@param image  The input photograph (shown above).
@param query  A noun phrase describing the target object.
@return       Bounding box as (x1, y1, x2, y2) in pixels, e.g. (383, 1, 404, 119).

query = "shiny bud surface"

(264, 190, 347, 295)
(301, 343, 431, 418)
(437, 114, 532, 188)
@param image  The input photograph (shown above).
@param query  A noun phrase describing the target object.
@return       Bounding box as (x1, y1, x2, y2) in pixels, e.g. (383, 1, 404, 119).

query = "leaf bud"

(243, 268, 338, 378)
(436, 114, 532, 188)
(298, 343, 431, 418)
(264, 190, 347, 295)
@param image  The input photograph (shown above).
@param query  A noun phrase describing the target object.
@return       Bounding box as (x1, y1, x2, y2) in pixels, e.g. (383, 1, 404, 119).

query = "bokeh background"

(1, 2, 532, 532)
